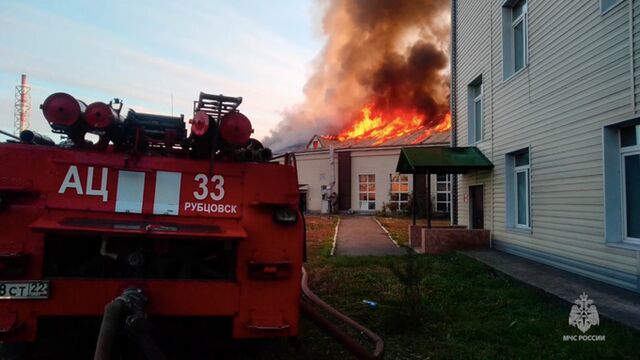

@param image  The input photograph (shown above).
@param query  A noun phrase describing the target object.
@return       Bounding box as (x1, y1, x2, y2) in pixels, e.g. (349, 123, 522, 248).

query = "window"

(601, 0, 624, 14)
(620, 125, 640, 243)
(359, 174, 376, 210)
(436, 174, 451, 213)
(307, 136, 322, 150)
(604, 121, 640, 246)
(468, 78, 483, 144)
(505, 148, 531, 230)
(502, 0, 528, 79)
(514, 152, 530, 227)
(390, 174, 409, 209)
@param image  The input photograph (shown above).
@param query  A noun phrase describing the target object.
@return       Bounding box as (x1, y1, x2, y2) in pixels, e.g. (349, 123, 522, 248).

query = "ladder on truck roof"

(193, 92, 243, 123)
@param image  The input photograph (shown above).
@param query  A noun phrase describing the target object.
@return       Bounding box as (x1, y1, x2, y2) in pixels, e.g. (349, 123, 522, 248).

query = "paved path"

(463, 249, 640, 331)
(336, 216, 405, 256)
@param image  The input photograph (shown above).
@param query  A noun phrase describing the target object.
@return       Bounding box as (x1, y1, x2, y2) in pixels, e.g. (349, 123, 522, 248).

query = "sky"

(0, 0, 324, 141)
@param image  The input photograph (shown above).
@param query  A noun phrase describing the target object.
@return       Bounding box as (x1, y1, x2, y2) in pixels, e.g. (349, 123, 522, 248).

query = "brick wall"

(409, 225, 489, 254)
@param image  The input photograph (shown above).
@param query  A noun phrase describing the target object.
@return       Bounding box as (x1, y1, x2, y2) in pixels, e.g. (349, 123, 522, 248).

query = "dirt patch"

(305, 215, 338, 244)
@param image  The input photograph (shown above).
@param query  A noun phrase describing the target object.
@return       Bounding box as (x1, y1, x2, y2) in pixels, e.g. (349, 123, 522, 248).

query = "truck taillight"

(248, 261, 292, 279)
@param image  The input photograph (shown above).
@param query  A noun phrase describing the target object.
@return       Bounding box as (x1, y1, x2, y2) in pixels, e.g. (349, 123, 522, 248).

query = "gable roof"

(305, 135, 341, 150)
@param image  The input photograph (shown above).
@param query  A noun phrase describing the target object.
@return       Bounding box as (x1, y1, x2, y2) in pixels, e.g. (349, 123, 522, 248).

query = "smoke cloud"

(264, 0, 451, 151)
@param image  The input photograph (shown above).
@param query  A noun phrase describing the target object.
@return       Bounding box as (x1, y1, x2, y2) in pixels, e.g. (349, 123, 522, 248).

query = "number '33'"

(193, 174, 225, 201)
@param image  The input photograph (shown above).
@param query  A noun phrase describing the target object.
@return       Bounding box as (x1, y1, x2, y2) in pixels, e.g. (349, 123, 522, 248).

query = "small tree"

(387, 246, 428, 327)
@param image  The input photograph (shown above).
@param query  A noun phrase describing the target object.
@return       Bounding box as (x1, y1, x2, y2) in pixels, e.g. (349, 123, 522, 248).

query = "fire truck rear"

(0, 92, 304, 357)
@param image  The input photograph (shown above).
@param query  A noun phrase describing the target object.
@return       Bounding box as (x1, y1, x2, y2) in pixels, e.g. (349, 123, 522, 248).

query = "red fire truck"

(0, 92, 304, 358)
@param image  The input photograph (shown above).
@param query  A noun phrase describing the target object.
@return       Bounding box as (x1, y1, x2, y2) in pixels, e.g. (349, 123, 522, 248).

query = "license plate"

(0, 281, 50, 299)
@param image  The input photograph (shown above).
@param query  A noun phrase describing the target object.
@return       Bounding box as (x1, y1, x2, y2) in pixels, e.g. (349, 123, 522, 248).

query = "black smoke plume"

(264, 0, 451, 151)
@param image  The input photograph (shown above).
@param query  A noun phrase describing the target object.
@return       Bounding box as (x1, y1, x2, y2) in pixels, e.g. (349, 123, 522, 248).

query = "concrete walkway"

(335, 216, 405, 256)
(462, 249, 640, 331)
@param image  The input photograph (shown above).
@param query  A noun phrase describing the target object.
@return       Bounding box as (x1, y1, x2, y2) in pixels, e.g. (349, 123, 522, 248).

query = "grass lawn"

(257, 215, 640, 359)
(376, 216, 449, 246)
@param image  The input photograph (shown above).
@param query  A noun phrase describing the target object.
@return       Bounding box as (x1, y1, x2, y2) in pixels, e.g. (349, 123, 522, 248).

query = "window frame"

(389, 174, 409, 209)
(514, 161, 530, 229)
(620, 144, 640, 244)
(435, 174, 451, 213)
(358, 174, 376, 211)
(600, 0, 624, 15)
(502, 0, 528, 80)
(603, 119, 640, 248)
(505, 147, 532, 232)
(473, 83, 483, 143)
(511, 1, 528, 73)
(468, 76, 483, 145)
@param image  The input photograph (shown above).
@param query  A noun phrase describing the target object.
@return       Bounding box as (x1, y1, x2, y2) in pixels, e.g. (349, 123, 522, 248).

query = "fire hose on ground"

(301, 266, 385, 360)
(93, 273, 383, 359)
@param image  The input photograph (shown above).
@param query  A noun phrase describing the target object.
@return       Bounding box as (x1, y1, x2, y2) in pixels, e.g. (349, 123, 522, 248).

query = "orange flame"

(332, 105, 451, 145)
(409, 112, 451, 144)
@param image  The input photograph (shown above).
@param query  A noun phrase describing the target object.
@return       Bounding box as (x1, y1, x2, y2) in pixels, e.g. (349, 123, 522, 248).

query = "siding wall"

(455, 0, 640, 291)
(456, 0, 495, 230)
(634, 0, 640, 111)
(295, 151, 337, 211)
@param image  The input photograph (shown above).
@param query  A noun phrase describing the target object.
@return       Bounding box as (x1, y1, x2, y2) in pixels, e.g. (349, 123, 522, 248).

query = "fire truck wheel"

(0, 343, 28, 360)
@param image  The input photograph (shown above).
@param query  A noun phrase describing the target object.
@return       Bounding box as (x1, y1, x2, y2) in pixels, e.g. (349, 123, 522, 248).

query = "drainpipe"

(450, 0, 459, 225)
(427, 171, 432, 228)
(412, 174, 417, 225)
(329, 145, 336, 213)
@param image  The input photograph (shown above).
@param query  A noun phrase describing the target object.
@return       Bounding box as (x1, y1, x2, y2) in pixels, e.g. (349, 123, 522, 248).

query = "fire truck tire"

(0, 343, 28, 360)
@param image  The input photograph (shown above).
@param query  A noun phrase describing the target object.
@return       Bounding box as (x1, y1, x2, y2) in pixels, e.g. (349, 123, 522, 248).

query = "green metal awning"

(396, 146, 493, 174)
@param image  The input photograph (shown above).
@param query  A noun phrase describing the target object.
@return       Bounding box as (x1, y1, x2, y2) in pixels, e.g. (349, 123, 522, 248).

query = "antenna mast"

(14, 74, 31, 135)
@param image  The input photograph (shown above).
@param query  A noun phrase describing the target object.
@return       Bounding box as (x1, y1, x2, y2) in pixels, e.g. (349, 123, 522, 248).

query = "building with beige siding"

(294, 132, 451, 214)
(452, 0, 640, 292)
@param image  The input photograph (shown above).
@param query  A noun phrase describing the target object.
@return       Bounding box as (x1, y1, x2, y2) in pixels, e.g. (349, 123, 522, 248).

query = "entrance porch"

(396, 146, 493, 254)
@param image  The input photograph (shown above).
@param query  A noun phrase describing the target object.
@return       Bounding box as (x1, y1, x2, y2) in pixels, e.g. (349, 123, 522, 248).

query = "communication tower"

(14, 74, 31, 135)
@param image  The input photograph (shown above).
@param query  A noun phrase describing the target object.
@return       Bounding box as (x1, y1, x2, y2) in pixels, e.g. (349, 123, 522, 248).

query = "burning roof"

(328, 104, 450, 145)
(302, 125, 450, 152)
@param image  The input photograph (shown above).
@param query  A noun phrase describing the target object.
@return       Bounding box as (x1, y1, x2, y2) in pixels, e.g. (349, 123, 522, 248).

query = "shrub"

(387, 247, 428, 328)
